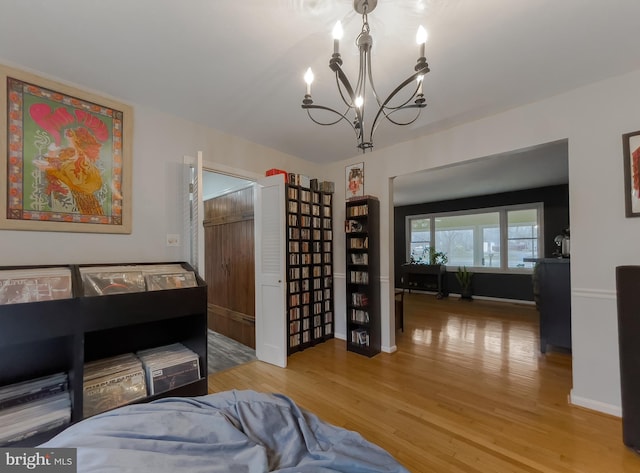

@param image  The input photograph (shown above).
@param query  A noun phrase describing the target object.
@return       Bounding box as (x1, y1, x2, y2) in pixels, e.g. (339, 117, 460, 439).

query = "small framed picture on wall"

(623, 130, 640, 217)
(345, 162, 364, 198)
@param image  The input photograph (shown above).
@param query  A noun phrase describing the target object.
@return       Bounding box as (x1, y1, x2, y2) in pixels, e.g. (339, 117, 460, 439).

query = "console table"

(399, 264, 448, 298)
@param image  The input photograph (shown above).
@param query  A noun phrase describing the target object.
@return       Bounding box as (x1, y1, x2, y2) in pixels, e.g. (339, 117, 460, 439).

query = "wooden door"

(204, 186, 255, 348)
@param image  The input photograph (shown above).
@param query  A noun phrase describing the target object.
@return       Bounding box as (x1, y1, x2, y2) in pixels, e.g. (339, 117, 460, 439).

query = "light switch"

(166, 234, 180, 247)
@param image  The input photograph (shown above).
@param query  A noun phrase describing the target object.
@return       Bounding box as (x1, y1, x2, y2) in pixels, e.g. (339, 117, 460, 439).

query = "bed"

(41, 390, 410, 473)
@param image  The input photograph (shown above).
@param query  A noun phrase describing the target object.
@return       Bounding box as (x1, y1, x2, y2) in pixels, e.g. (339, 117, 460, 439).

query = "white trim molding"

(572, 288, 616, 300)
(570, 392, 621, 417)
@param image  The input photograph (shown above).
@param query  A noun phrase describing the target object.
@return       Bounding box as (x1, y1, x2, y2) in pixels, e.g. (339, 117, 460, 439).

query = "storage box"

(265, 169, 288, 182)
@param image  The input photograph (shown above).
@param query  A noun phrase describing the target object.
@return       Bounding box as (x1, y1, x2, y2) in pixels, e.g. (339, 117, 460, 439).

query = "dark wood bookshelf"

(345, 196, 380, 357)
(286, 183, 334, 355)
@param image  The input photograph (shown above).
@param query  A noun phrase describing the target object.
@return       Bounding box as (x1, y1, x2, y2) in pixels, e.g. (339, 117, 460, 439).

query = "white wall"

(0, 94, 320, 268)
(3, 61, 638, 416)
(326, 68, 640, 416)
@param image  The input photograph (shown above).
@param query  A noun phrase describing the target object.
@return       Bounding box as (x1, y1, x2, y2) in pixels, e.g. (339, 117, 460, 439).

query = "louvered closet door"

(254, 175, 286, 368)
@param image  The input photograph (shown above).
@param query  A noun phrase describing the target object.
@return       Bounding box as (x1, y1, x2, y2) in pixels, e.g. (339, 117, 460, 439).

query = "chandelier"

(301, 0, 429, 153)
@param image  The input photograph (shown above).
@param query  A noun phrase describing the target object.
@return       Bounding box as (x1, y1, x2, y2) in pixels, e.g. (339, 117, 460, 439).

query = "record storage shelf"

(0, 262, 208, 446)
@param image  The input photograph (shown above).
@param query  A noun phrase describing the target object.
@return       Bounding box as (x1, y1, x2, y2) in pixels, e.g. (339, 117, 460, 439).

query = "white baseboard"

(570, 391, 621, 417)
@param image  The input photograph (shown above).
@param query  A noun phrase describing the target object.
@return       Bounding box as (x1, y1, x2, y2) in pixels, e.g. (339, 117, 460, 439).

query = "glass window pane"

(434, 213, 499, 267)
(507, 209, 539, 268)
(409, 218, 430, 263)
(482, 226, 500, 267)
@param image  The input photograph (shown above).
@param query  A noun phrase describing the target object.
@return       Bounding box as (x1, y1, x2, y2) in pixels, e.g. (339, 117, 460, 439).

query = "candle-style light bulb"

(416, 25, 428, 58)
(332, 21, 343, 54)
(304, 68, 314, 95)
(354, 96, 364, 108)
(416, 74, 424, 95)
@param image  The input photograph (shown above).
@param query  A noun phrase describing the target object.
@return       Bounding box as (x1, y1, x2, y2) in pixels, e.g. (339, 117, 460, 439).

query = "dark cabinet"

(616, 265, 640, 452)
(345, 197, 380, 357)
(532, 259, 571, 353)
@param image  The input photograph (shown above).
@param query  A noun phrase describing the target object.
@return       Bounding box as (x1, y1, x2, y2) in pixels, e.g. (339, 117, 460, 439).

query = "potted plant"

(427, 247, 448, 266)
(456, 266, 473, 300)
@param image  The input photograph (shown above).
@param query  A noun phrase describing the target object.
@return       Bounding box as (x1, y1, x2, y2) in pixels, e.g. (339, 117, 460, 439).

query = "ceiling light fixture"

(302, 0, 429, 153)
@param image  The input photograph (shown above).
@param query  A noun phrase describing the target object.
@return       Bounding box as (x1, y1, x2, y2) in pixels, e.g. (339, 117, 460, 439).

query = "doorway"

(202, 170, 255, 348)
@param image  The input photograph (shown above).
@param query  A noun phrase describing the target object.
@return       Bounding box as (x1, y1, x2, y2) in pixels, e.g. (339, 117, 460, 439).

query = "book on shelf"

(350, 253, 368, 265)
(351, 292, 368, 307)
(345, 220, 364, 233)
(351, 309, 369, 323)
(349, 271, 369, 284)
(350, 328, 370, 346)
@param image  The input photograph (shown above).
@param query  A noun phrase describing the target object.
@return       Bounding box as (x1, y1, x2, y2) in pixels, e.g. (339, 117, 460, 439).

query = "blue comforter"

(42, 390, 410, 473)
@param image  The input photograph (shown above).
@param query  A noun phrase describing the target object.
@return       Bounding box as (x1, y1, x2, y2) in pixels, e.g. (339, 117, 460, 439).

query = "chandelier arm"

(380, 82, 421, 111)
(334, 72, 354, 109)
(367, 70, 427, 143)
(365, 49, 384, 108)
(302, 104, 357, 130)
(332, 62, 365, 128)
(375, 104, 424, 128)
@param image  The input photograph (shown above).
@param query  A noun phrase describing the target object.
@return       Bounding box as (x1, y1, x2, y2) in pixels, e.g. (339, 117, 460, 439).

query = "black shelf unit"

(345, 196, 380, 357)
(286, 183, 334, 355)
(0, 262, 207, 446)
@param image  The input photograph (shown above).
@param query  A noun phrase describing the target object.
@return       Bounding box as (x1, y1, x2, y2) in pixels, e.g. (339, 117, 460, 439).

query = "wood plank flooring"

(207, 293, 639, 472)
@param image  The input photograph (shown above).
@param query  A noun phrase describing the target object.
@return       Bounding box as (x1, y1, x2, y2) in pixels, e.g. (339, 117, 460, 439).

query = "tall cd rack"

(286, 183, 334, 355)
(345, 196, 381, 357)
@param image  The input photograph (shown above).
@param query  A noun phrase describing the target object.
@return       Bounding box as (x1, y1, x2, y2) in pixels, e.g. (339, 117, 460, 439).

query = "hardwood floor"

(208, 293, 639, 472)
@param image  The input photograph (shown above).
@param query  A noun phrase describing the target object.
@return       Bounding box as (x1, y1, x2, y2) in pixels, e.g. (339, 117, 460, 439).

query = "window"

(406, 203, 542, 272)
(507, 208, 539, 269)
(409, 218, 430, 263)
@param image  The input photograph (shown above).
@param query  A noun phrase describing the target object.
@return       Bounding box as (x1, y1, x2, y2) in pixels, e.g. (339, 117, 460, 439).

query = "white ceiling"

(0, 1, 637, 201)
(394, 140, 569, 206)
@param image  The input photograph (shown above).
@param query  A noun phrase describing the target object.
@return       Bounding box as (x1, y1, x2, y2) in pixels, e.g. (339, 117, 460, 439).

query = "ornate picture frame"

(1, 64, 133, 233)
(622, 130, 640, 218)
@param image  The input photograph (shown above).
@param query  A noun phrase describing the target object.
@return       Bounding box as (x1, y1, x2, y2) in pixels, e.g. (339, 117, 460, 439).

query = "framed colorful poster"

(345, 162, 364, 198)
(0, 64, 132, 233)
(623, 130, 640, 217)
